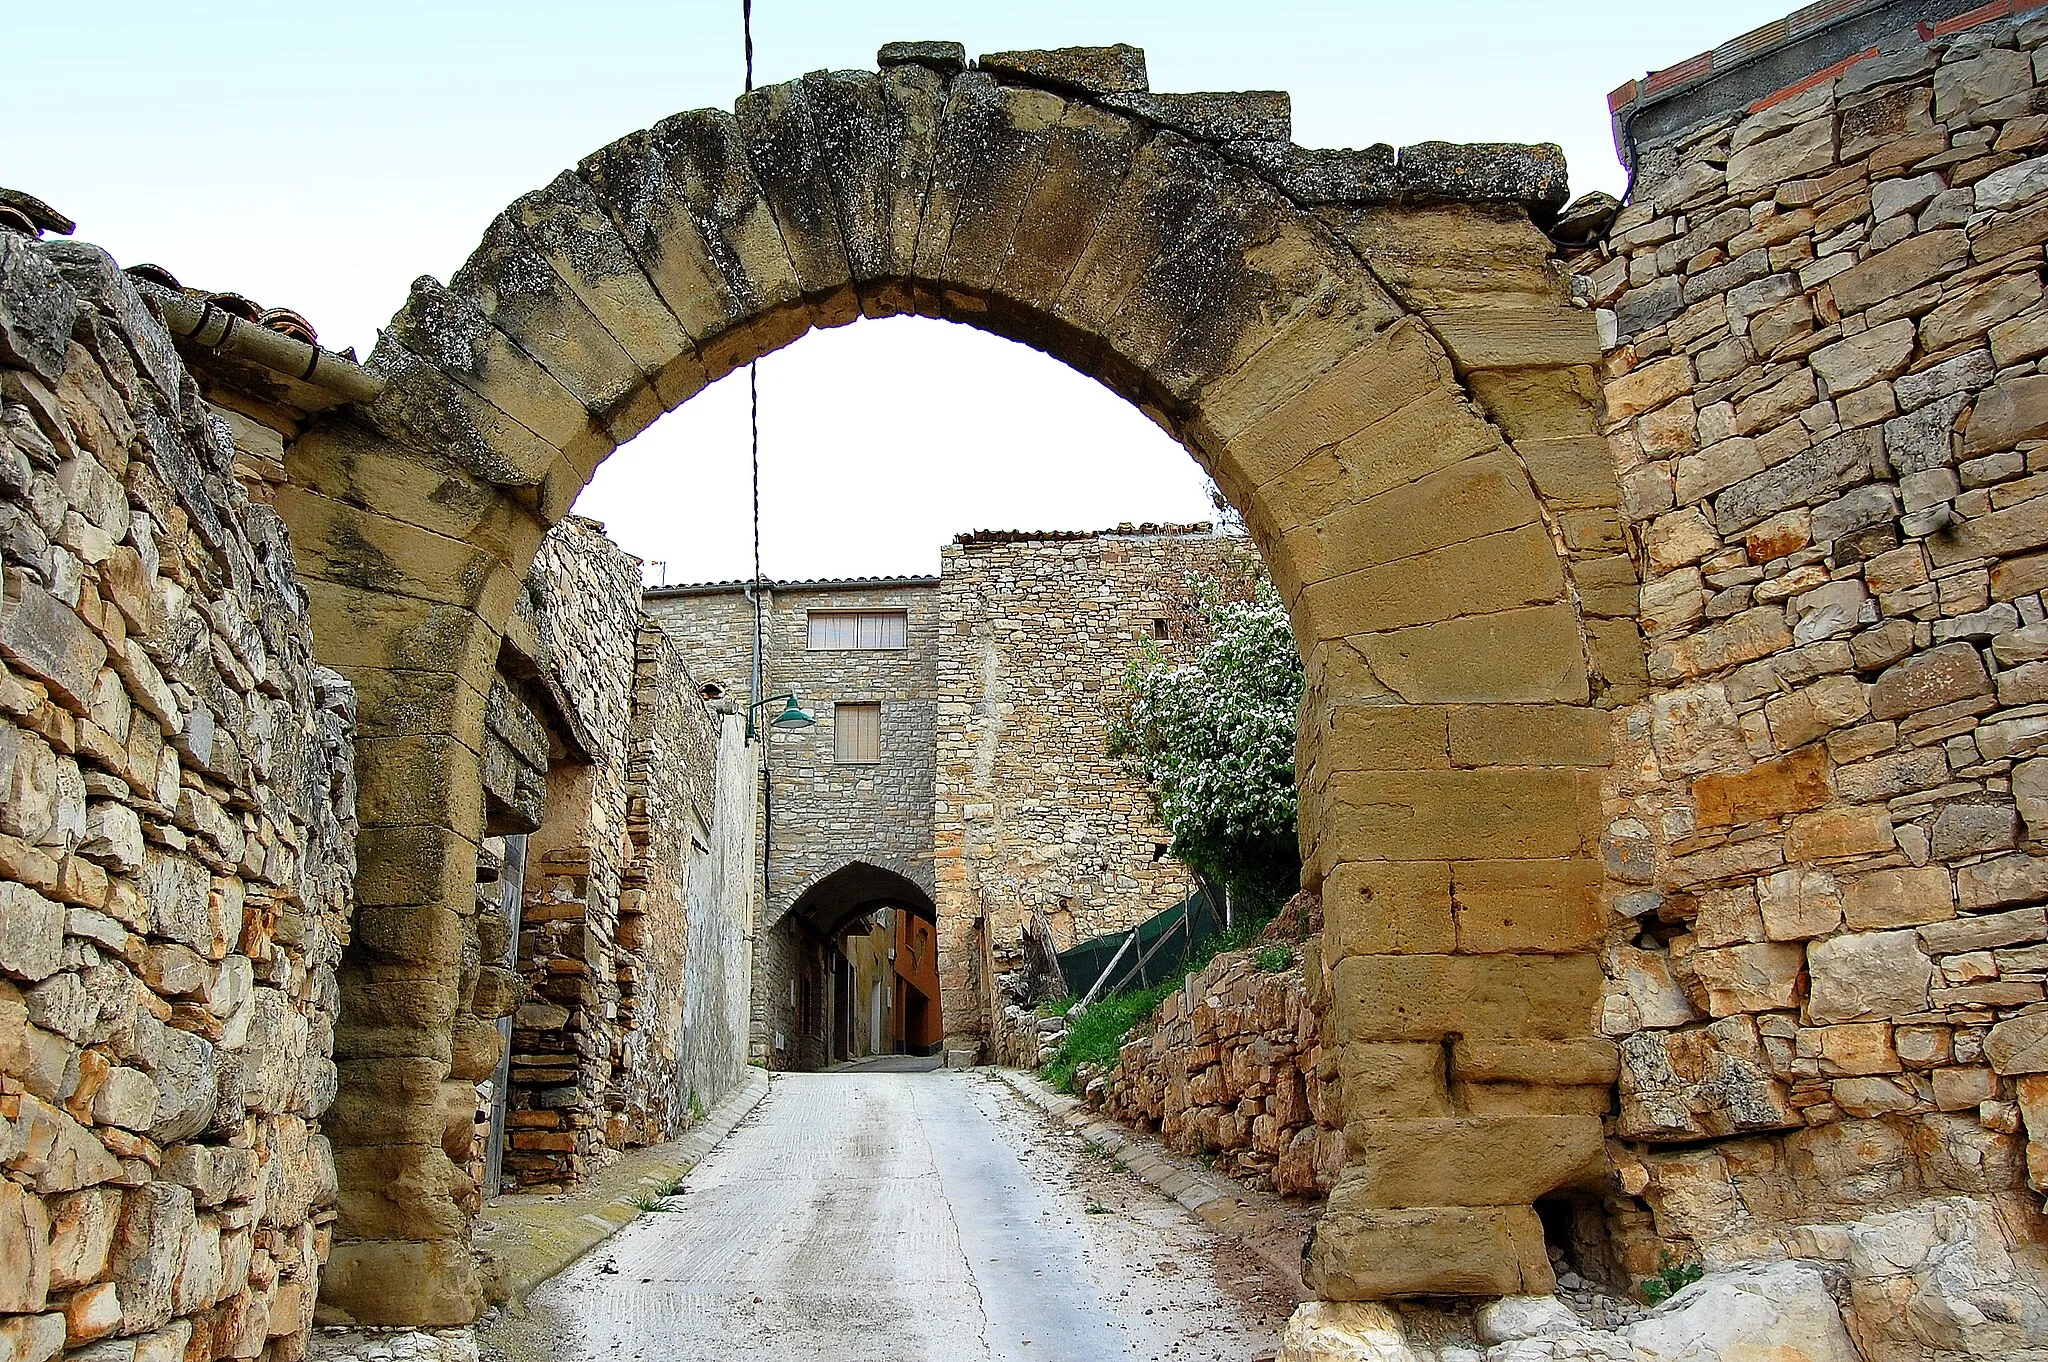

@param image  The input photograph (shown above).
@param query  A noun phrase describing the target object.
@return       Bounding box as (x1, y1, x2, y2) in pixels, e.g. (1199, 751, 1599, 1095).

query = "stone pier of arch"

(278, 40, 1624, 1321)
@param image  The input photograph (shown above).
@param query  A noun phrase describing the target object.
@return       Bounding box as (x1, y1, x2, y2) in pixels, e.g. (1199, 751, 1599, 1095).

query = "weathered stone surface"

(1986, 1010, 2048, 1074)
(1620, 1019, 1798, 1140)
(1309, 1202, 1551, 1299)
(1728, 119, 1835, 194)
(1808, 931, 1934, 1024)
(1103, 91, 1291, 144)
(1812, 318, 1915, 397)
(1713, 431, 1877, 533)
(1963, 374, 2048, 456)
(876, 40, 965, 74)
(1869, 642, 1991, 720)
(1628, 1261, 1858, 1362)
(0, 238, 79, 385)
(1394, 142, 1570, 213)
(1693, 746, 1830, 827)
(1831, 230, 1969, 315)
(979, 45, 1147, 95)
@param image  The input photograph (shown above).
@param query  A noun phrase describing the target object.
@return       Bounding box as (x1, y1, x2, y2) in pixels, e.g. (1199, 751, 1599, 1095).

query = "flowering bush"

(1107, 568, 1303, 911)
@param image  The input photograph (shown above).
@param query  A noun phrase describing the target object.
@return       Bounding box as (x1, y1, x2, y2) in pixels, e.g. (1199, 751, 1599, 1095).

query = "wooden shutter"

(834, 702, 881, 762)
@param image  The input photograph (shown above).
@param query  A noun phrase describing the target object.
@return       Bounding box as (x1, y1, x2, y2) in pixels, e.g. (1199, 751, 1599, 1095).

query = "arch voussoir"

(507, 171, 708, 415)
(992, 100, 1147, 325)
(795, 69, 897, 287)
(930, 78, 1073, 310)
(858, 60, 951, 318)
(447, 214, 653, 427)
(383, 275, 618, 477)
(736, 79, 863, 325)
(626, 108, 821, 378)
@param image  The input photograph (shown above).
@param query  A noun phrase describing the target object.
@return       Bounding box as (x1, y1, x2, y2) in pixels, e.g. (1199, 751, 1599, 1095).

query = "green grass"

(629, 1173, 687, 1212)
(1040, 980, 1177, 1093)
(1037, 910, 1280, 1093)
(1254, 944, 1293, 972)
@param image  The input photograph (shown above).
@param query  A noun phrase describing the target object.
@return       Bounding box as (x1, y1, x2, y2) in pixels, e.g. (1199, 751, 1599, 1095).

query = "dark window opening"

(1152, 618, 1170, 639)
(701, 683, 723, 700)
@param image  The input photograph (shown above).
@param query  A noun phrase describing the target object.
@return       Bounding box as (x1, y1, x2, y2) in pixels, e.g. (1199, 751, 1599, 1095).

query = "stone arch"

(280, 44, 1642, 1324)
(777, 854, 936, 931)
(777, 859, 940, 1071)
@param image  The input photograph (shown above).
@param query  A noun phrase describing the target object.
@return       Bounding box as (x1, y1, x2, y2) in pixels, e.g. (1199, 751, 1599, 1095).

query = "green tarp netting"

(1055, 886, 1225, 999)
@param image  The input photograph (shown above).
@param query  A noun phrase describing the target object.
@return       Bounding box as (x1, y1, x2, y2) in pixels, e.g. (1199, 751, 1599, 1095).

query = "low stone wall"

(1574, 5, 2048, 1287)
(0, 237, 358, 1359)
(1088, 941, 1345, 1198)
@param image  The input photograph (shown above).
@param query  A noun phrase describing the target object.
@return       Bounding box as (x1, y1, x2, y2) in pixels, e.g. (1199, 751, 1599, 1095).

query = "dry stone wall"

(0, 235, 358, 1361)
(498, 522, 640, 1191)
(485, 523, 744, 1189)
(1574, 7, 2048, 1284)
(1091, 938, 1345, 1197)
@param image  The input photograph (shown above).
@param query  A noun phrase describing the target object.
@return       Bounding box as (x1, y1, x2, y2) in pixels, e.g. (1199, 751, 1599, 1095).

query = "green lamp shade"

(770, 695, 817, 728)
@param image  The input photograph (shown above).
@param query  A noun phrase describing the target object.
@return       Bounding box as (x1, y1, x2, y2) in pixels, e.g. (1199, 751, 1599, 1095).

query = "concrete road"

(493, 1067, 1291, 1362)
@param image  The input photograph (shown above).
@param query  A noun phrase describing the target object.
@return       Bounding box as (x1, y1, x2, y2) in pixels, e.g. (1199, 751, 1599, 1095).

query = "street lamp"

(747, 691, 818, 740)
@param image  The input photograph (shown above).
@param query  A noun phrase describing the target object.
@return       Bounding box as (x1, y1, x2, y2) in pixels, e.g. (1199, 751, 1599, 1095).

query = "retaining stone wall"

(0, 236, 358, 1361)
(1090, 941, 1345, 1198)
(1572, 8, 2048, 1283)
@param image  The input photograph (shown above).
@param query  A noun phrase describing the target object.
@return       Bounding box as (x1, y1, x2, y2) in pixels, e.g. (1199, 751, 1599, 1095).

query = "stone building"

(645, 525, 1232, 1070)
(935, 527, 1250, 1056)
(466, 519, 753, 1194)
(0, 240, 359, 1361)
(645, 575, 939, 1071)
(1552, 0, 2048, 1297)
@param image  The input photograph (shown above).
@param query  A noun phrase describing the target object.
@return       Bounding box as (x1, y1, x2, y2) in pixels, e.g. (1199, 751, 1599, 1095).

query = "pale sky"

(6, 1, 1795, 584)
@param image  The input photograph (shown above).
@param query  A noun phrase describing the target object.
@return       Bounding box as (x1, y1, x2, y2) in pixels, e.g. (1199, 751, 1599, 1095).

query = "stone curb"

(478, 1066, 771, 1305)
(988, 1067, 1311, 1296)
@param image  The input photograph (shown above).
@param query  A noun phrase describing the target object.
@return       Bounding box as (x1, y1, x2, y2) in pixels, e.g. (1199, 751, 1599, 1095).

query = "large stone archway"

(280, 42, 1642, 1323)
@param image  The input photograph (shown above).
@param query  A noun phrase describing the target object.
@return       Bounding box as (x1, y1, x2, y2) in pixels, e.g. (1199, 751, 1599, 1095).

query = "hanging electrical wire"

(743, 0, 775, 918)
(745, 0, 763, 733)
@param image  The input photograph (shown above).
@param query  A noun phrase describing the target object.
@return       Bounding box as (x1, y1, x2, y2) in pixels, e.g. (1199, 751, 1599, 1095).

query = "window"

(834, 702, 881, 763)
(809, 610, 908, 650)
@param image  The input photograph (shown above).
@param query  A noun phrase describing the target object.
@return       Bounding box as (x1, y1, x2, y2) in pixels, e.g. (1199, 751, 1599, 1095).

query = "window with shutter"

(808, 610, 907, 650)
(834, 702, 881, 763)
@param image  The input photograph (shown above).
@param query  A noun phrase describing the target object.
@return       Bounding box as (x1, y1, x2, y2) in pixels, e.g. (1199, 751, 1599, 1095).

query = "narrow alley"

(482, 1064, 1299, 1362)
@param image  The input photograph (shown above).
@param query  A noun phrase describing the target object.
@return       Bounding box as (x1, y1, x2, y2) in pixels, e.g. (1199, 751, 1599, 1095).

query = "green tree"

(1107, 562, 1303, 911)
